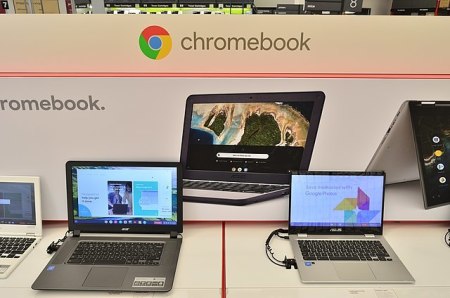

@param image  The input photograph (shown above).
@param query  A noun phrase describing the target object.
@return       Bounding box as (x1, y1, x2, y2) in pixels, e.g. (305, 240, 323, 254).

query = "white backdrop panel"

(0, 77, 449, 220)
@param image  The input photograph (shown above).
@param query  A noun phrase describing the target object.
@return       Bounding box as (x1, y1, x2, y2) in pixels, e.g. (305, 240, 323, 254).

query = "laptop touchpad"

(83, 267, 128, 288)
(333, 263, 376, 281)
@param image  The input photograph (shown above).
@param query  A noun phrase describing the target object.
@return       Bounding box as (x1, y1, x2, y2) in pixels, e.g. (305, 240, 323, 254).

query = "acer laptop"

(180, 91, 325, 205)
(367, 100, 450, 209)
(289, 171, 414, 283)
(0, 176, 42, 279)
(32, 161, 182, 292)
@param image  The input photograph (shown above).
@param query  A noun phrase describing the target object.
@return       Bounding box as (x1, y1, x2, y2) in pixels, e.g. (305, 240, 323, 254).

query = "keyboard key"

(329, 256, 360, 261)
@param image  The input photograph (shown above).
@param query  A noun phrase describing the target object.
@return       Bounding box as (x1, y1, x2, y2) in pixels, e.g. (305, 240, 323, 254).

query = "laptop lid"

(409, 101, 450, 209)
(366, 101, 419, 184)
(66, 161, 182, 235)
(367, 100, 450, 209)
(289, 171, 385, 236)
(0, 176, 42, 237)
(180, 91, 325, 185)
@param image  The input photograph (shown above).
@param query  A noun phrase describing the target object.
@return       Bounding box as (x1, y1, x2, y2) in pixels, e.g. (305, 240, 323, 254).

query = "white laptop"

(289, 171, 414, 283)
(367, 100, 450, 209)
(0, 176, 42, 278)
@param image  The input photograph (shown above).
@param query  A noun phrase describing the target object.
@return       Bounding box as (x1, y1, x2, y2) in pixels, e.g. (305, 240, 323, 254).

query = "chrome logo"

(139, 26, 172, 60)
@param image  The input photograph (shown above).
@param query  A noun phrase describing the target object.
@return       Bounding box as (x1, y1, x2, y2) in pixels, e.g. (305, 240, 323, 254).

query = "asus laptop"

(289, 171, 415, 283)
(32, 161, 182, 292)
(180, 91, 325, 205)
(0, 176, 42, 279)
(367, 100, 450, 209)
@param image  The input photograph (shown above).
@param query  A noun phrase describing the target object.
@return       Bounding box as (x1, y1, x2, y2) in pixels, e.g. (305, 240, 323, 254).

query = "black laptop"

(32, 161, 183, 292)
(180, 91, 325, 205)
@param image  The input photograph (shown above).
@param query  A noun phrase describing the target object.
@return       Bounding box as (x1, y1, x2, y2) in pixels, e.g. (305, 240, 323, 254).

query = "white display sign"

(0, 15, 449, 75)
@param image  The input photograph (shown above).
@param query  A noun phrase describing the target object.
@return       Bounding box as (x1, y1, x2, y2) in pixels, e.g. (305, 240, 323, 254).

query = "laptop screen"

(410, 101, 450, 209)
(289, 172, 385, 234)
(67, 161, 182, 233)
(0, 181, 36, 225)
(181, 92, 325, 183)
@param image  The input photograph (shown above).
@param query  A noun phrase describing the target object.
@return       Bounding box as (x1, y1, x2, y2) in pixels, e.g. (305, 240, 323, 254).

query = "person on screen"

(108, 186, 123, 210)
(123, 182, 133, 214)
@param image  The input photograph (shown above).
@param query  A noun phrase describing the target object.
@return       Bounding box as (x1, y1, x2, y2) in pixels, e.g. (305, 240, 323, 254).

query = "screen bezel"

(0, 176, 42, 236)
(180, 91, 325, 184)
(66, 161, 183, 234)
(409, 101, 450, 209)
(288, 171, 385, 235)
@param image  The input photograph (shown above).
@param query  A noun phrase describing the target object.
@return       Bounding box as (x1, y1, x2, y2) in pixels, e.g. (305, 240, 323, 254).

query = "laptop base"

(183, 189, 288, 206)
(32, 236, 182, 292)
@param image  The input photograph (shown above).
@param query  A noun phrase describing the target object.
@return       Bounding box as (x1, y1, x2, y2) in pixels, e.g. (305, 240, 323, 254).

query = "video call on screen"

(72, 166, 178, 225)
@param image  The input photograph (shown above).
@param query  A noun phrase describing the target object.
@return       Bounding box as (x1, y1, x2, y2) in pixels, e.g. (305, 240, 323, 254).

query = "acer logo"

(121, 228, 130, 231)
(330, 228, 342, 232)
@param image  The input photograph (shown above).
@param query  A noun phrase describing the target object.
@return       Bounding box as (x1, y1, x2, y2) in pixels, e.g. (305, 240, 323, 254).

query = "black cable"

(265, 228, 297, 269)
(265, 245, 285, 267)
(47, 230, 70, 254)
(445, 229, 450, 247)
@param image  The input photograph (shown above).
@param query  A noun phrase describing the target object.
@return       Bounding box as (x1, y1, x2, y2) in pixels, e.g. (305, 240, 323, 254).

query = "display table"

(225, 222, 450, 298)
(2, 221, 450, 297)
(0, 222, 223, 298)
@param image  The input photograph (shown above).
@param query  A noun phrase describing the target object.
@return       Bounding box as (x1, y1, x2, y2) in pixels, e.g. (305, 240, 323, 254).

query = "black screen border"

(66, 161, 183, 234)
(180, 91, 325, 184)
(409, 101, 450, 209)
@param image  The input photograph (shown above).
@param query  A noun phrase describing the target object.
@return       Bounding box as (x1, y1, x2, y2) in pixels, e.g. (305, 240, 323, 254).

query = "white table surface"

(0, 222, 223, 298)
(3, 221, 450, 297)
(225, 221, 450, 298)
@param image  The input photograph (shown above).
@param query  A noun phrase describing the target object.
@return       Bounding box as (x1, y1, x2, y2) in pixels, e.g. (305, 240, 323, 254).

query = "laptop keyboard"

(298, 240, 392, 261)
(67, 241, 165, 266)
(0, 237, 36, 259)
(183, 180, 288, 193)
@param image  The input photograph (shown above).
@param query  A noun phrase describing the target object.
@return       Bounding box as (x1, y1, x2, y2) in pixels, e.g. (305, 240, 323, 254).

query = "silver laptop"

(180, 91, 325, 205)
(32, 161, 182, 292)
(289, 171, 415, 283)
(0, 176, 42, 279)
(367, 100, 450, 209)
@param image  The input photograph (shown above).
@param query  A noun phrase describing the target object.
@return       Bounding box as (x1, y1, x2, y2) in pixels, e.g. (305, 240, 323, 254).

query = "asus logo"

(121, 228, 130, 231)
(330, 228, 342, 232)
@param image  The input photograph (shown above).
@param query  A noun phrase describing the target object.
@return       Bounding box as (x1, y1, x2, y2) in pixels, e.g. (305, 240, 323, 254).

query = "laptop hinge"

(170, 231, 178, 239)
(26, 232, 36, 236)
(364, 234, 375, 238)
(297, 233, 308, 238)
(73, 230, 81, 237)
